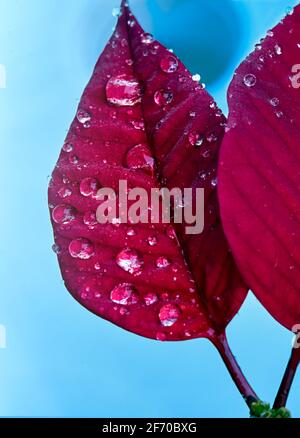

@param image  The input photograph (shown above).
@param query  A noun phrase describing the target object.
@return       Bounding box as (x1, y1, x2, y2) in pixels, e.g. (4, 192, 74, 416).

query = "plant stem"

(210, 331, 258, 408)
(273, 346, 300, 409)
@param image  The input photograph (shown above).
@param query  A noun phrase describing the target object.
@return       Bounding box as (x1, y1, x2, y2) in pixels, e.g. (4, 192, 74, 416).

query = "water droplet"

(188, 132, 204, 147)
(77, 110, 91, 124)
(83, 211, 98, 227)
(125, 58, 133, 66)
(189, 111, 196, 117)
(156, 257, 170, 268)
(211, 177, 218, 188)
(125, 143, 154, 172)
(126, 228, 136, 236)
(160, 55, 178, 73)
(131, 120, 145, 130)
(52, 243, 61, 254)
(159, 303, 180, 327)
(206, 133, 218, 143)
(52, 204, 76, 224)
(80, 178, 100, 197)
(144, 293, 158, 306)
(192, 74, 201, 82)
(243, 74, 256, 87)
(147, 236, 157, 246)
(106, 74, 141, 107)
(116, 248, 144, 275)
(127, 19, 136, 28)
(63, 142, 73, 153)
(141, 33, 154, 44)
(58, 187, 72, 198)
(69, 155, 79, 165)
(286, 6, 294, 15)
(156, 332, 166, 341)
(110, 283, 138, 305)
(270, 97, 279, 107)
(276, 110, 283, 118)
(69, 238, 95, 259)
(267, 30, 274, 37)
(154, 89, 173, 106)
(274, 44, 282, 55)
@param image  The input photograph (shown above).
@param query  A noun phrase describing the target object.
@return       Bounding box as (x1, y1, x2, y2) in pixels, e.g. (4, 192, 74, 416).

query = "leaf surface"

(48, 1, 247, 341)
(219, 5, 300, 330)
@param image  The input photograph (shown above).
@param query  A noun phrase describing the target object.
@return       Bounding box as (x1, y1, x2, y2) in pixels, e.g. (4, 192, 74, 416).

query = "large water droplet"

(69, 238, 95, 259)
(110, 283, 138, 305)
(125, 143, 154, 172)
(52, 204, 76, 224)
(80, 178, 100, 197)
(159, 304, 180, 327)
(243, 74, 256, 87)
(154, 89, 173, 106)
(116, 248, 144, 275)
(160, 55, 178, 73)
(77, 110, 91, 124)
(106, 74, 141, 107)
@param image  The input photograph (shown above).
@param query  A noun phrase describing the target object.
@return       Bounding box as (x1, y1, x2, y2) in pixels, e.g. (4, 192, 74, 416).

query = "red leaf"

(48, 1, 247, 341)
(218, 5, 300, 330)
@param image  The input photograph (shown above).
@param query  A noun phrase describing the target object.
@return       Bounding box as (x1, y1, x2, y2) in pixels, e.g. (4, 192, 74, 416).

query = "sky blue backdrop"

(0, 0, 299, 418)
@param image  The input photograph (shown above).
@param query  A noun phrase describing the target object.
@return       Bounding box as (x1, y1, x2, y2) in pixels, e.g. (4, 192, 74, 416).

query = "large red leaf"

(48, 0, 247, 342)
(218, 5, 300, 331)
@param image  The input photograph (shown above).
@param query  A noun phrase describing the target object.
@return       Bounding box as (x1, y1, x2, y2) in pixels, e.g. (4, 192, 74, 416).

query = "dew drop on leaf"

(116, 248, 144, 275)
(106, 74, 141, 107)
(69, 238, 95, 259)
(52, 204, 76, 224)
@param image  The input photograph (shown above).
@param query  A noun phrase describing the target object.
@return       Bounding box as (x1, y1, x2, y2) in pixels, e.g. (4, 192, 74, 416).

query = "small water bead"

(125, 143, 154, 172)
(125, 58, 133, 66)
(267, 30, 274, 37)
(116, 248, 144, 275)
(94, 262, 101, 271)
(83, 211, 98, 227)
(141, 32, 154, 44)
(243, 74, 257, 87)
(58, 187, 72, 199)
(69, 155, 79, 165)
(192, 74, 201, 82)
(188, 132, 204, 147)
(156, 332, 167, 341)
(206, 133, 218, 143)
(110, 283, 138, 305)
(80, 178, 100, 197)
(77, 110, 91, 124)
(126, 228, 136, 237)
(127, 19, 136, 28)
(121, 38, 128, 47)
(106, 74, 141, 107)
(286, 6, 294, 15)
(52, 243, 61, 254)
(274, 44, 282, 55)
(147, 236, 157, 246)
(131, 120, 145, 130)
(159, 303, 180, 327)
(69, 238, 95, 259)
(156, 257, 170, 268)
(211, 177, 218, 188)
(52, 204, 76, 224)
(276, 110, 283, 118)
(270, 97, 279, 107)
(144, 292, 158, 306)
(120, 307, 129, 316)
(63, 142, 73, 153)
(154, 89, 173, 107)
(160, 55, 178, 73)
(189, 111, 196, 118)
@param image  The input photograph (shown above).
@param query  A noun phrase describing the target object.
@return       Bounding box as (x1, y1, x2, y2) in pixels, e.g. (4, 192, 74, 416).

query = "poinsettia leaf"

(48, 0, 247, 341)
(218, 5, 300, 330)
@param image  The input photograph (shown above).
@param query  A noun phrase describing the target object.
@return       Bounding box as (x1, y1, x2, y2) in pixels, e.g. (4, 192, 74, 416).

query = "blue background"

(0, 0, 299, 418)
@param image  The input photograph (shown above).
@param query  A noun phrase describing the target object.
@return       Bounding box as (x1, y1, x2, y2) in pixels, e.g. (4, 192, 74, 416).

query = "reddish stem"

(273, 346, 300, 409)
(210, 332, 258, 407)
